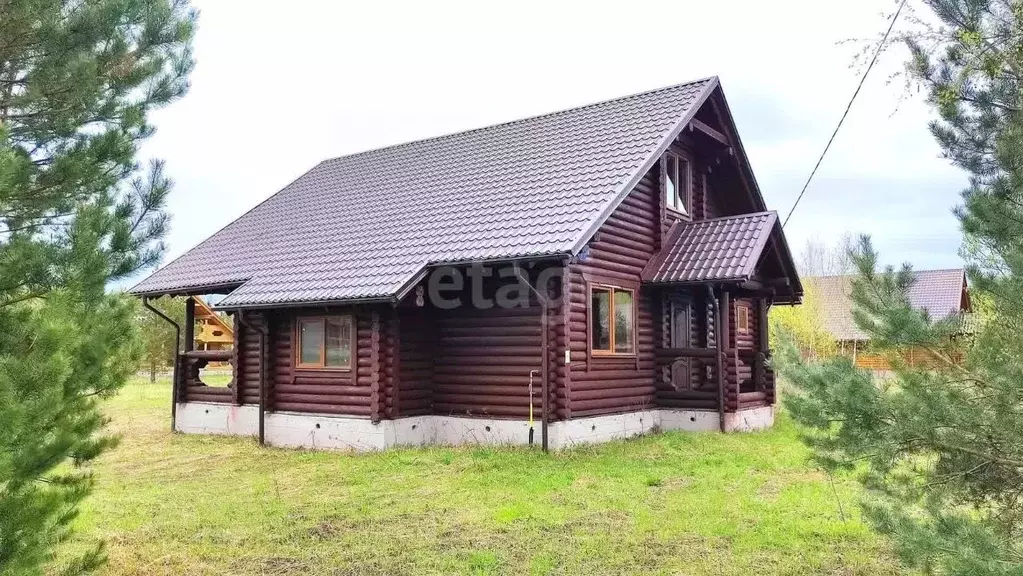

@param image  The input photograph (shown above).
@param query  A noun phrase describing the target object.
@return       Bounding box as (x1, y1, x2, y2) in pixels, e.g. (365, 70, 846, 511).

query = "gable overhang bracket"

(689, 119, 731, 148)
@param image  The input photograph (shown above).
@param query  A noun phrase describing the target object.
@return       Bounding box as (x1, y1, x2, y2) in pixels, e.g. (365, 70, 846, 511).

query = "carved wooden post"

(720, 291, 736, 412)
(711, 286, 725, 432)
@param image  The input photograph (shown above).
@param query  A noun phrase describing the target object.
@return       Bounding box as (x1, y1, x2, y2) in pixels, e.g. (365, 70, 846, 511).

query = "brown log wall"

(234, 311, 264, 405)
(567, 164, 661, 418)
(227, 306, 397, 419)
(729, 297, 757, 387)
(703, 171, 725, 220)
(431, 303, 544, 418)
(397, 308, 434, 416)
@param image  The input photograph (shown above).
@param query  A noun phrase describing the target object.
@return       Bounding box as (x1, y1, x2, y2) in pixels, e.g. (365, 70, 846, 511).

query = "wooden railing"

(654, 347, 721, 410)
(655, 347, 774, 411)
(176, 349, 234, 404)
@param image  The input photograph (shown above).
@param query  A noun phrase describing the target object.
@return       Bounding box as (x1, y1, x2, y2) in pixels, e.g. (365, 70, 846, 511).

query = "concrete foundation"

(174, 402, 775, 451)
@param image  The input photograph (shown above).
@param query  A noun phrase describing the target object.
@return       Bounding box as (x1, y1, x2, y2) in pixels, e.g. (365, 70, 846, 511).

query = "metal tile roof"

(809, 268, 969, 341)
(642, 212, 779, 284)
(131, 77, 719, 307)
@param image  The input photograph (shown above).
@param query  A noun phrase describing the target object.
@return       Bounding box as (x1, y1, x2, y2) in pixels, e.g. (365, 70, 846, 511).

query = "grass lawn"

(67, 377, 900, 575)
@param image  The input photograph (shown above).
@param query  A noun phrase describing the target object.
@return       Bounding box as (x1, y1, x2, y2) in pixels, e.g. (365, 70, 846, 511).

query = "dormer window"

(663, 152, 691, 216)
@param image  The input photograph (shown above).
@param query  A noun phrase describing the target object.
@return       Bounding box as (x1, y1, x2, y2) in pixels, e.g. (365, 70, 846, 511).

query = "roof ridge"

(317, 76, 719, 166)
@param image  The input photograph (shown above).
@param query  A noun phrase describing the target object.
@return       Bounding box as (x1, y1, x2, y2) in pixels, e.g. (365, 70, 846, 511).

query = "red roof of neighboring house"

(810, 268, 970, 341)
(131, 77, 776, 308)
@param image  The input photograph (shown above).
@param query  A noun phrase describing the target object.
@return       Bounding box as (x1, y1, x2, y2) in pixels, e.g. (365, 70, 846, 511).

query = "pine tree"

(778, 1, 1023, 573)
(0, 1, 195, 573)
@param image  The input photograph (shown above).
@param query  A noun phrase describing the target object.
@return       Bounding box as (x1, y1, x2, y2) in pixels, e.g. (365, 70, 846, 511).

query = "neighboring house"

(810, 269, 971, 370)
(132, 76, 802, 451)
(193, 296, 234, 352)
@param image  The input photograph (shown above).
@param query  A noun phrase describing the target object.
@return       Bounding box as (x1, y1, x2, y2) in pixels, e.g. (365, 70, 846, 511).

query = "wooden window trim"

(294, 315, 354, 371)
(662, 151, 693, 221)
(736, 305, 750, 334)
(589, 284, 637, 357)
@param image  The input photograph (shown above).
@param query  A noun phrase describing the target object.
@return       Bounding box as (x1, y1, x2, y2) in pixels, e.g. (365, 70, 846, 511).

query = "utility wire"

(782, 0, 908, 228)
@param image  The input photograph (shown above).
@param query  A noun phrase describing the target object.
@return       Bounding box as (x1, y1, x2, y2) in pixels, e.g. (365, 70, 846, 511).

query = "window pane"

(677, 158, 689, 215)
(665, 157, 677, 210)
(325, 317, 352, 367)
(614, 290, 635, 353)
(299, 319, 324, 365)
(591, 289, 611, 351)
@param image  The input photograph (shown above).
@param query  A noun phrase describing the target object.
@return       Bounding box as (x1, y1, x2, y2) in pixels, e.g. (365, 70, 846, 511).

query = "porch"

(650, 282, 778, 432)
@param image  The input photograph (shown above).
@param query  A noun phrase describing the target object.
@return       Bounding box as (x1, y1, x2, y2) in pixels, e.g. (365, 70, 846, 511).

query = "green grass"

(68, 378, 900, 575)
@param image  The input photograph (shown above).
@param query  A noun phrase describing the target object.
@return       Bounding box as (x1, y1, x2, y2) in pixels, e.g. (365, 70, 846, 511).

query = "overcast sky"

(137, 0, 966, 286)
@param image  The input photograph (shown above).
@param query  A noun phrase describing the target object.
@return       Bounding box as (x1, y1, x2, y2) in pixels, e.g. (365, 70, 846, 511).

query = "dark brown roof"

(810, 268, 970, 340)
(642, 211, 801, 302)
(132, 77, 747, 307)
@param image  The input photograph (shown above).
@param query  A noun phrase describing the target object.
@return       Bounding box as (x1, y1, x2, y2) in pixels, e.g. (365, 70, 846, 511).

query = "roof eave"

(132, 281, 247, 299)
(643, 274, 751, 286)
(214, 295, 394, 312)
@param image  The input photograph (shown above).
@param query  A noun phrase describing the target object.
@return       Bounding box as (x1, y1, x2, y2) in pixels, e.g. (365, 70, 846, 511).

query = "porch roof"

(641, 211, 802, 303)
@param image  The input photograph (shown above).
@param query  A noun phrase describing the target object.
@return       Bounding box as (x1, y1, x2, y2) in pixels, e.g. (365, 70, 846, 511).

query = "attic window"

(296, 316, 353, 369)
(663, 152, 691, 216)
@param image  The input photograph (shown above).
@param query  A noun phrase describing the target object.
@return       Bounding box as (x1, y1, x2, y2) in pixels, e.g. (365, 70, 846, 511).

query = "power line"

(782, 0, 908, 228)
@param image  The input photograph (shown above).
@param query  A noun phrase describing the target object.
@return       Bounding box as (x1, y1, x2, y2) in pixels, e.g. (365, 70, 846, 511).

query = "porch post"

(710, 286, 725, 432)
(184, 297, 195, 352)
(756, 297, 770, 391)
(759, 297, 770, 354)
(719, 290, 733, 413)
